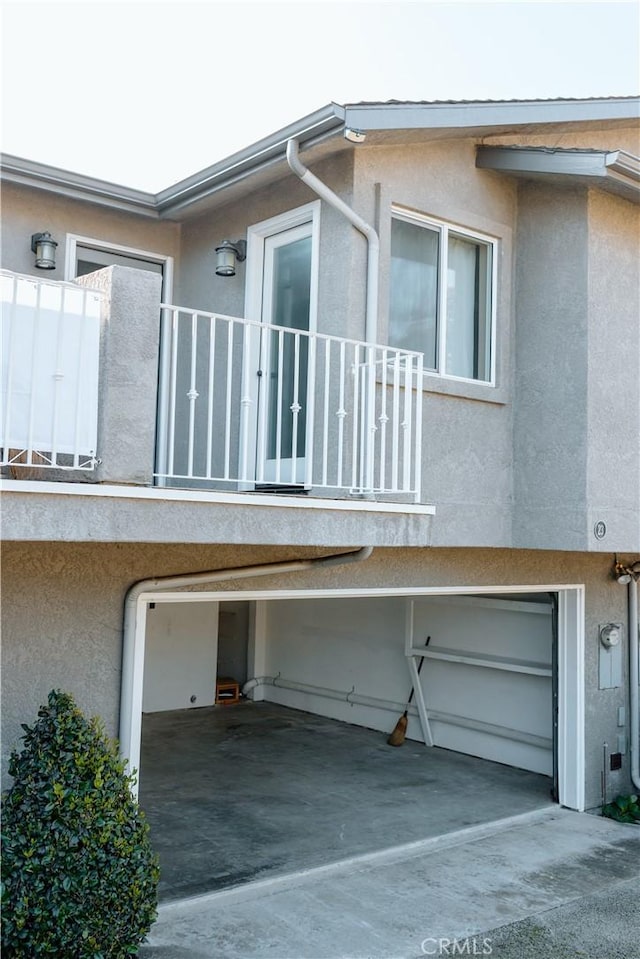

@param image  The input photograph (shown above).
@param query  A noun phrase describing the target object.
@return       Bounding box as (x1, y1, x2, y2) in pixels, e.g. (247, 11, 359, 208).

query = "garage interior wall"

(259, 594, 554, 775)
(142, 602, 219, 712)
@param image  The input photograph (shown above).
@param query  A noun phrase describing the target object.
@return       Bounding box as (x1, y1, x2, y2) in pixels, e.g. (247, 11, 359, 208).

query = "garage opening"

(134, 587, 583, 902)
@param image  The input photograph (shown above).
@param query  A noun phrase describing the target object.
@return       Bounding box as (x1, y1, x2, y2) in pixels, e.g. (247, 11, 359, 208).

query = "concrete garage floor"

(138, 702, 553, 903)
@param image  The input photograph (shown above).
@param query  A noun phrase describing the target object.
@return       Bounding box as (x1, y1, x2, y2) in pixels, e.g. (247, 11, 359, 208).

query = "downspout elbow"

(286, 138, 379, 345)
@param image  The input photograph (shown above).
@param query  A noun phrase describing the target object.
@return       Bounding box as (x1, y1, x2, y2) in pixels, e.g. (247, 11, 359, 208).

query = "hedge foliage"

(1, 690, 160, 957)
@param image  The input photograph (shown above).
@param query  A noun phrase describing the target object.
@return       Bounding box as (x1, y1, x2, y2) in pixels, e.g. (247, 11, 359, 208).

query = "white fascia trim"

(0, 480, 435, 516)
(346, 98, 640, 132)
(476, 146, 640, 203)
(0, 156, 159, 217)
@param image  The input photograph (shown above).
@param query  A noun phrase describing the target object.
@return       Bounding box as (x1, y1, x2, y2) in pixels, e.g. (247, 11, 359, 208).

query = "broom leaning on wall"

(387, 637, 430, 747)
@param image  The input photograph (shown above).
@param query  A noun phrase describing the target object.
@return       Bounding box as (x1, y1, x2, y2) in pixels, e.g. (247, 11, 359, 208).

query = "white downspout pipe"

(286, 138, 379, 345)
(286, 138, 379, 492)
(120, 546, 372, 791)
(629, 577, 640, 791)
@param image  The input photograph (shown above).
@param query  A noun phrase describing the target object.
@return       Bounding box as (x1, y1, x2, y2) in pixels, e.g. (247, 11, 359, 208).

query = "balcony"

(2, 269, 424, 498)
(157, 304, 424, 502)
(2, 267, 433, 546)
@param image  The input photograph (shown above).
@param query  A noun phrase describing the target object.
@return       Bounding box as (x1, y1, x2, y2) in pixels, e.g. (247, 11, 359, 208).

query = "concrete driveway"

(140, 807, 640, 959)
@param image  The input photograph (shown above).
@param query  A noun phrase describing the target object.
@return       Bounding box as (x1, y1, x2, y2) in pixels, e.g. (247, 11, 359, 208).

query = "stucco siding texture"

(0, 183, 180, 281)
(1, 490, 433, 547)
(513, 183, 590, 549)
(1, 541, 634, 808)
(176, 152, 357, 336)
(586, 190, 640, 550)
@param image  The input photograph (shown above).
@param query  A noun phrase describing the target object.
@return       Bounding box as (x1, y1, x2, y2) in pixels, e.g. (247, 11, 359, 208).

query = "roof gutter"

(1, 103, 347, 219)
(157, 103, 346, 216)
(0, 154, 159, 217)
(476, 146, 640, 203)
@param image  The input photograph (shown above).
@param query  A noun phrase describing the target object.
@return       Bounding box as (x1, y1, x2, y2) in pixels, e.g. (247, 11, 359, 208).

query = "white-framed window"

(389, 208, 497, 385)
(64, 235, 173, 301)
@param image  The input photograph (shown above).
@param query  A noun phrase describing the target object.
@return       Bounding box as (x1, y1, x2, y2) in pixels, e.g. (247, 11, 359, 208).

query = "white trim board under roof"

(476, 146, 640, 204)
(1, 97, 638, 218)
(343, 97, 640, 132)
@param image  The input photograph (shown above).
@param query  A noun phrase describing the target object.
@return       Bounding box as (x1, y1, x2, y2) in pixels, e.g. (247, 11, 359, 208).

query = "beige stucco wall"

(513, 182, 590, 549)
(513, 181, 640, 552)
(0, 182, 181, 282)
(586, 190, 640, 547)
(1, 540, 635, 809)
(175, 151, 357, 334)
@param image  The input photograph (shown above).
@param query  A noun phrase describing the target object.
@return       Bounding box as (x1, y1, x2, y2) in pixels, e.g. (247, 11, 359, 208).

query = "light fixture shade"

(215, 241, 237, 277)
(31, 232, 58, 270)
(215, 239, 247, 277)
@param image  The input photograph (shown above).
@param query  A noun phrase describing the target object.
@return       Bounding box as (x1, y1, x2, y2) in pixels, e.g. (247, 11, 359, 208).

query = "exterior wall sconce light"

(215, 239, 246, 277)
(31, 232, 58, 270)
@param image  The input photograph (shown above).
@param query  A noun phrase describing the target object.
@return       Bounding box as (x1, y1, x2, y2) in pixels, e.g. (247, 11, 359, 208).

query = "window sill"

(421, 373, 509, 405)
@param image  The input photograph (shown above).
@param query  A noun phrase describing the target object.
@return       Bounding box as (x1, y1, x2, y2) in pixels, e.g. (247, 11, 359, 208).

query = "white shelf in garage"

(408, 645, 552, 677)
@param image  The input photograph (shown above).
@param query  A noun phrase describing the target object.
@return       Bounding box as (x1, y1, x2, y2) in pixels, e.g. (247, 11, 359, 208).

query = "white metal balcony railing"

(1, 271, 101, 471)
(156, 305, 424, 501)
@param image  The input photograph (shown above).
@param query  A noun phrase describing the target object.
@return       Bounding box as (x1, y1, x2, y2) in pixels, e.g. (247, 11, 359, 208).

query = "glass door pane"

(261, 230, 312, 484)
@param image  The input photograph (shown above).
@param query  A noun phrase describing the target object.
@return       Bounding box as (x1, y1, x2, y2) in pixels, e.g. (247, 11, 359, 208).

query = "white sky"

(2, 0, 639, 192)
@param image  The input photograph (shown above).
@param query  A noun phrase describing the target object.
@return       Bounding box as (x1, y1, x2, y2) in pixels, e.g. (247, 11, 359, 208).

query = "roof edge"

(3, 98, 638, 216)
(0, 154, 159, 217)
(476, 145, 640, 203)
(345, 97, 640, 132)
(156, 103, 345, 214)
(1, 104, 346, 219)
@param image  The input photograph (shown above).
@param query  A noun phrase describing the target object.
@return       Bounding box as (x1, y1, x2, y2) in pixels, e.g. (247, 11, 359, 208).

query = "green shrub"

(1, 689, 160, 957)
(602, 793, 640, 824)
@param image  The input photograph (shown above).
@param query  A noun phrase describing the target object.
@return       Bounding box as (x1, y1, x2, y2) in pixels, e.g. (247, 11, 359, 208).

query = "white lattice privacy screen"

(1, 272, 102, 468)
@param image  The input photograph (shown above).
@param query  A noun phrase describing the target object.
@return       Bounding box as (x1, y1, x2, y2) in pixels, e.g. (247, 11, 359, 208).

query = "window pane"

(445, 234, 491, 381)
(268, 236, 311, 460)
(389, 219, 438, 369)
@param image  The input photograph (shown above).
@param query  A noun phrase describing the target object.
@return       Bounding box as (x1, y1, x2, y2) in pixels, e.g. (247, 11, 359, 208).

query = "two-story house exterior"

(2, 97, 639, 828)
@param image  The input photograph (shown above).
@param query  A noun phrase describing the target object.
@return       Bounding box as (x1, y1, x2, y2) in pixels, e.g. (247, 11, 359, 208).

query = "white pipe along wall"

(120, 547, 373, 792)
(286, 138, 379, 345)
(286, 137, 381, 491)
(629, 578, 640, 791)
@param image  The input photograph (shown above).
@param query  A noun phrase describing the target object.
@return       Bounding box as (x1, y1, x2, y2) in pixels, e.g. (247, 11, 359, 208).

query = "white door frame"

(121, 583, 585, 811)
(241, 202, 321, 487)
(64, 234, 174, 301)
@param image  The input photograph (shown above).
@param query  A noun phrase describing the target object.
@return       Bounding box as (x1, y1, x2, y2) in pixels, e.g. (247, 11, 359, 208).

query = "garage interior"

(138, 593, 557, 902)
